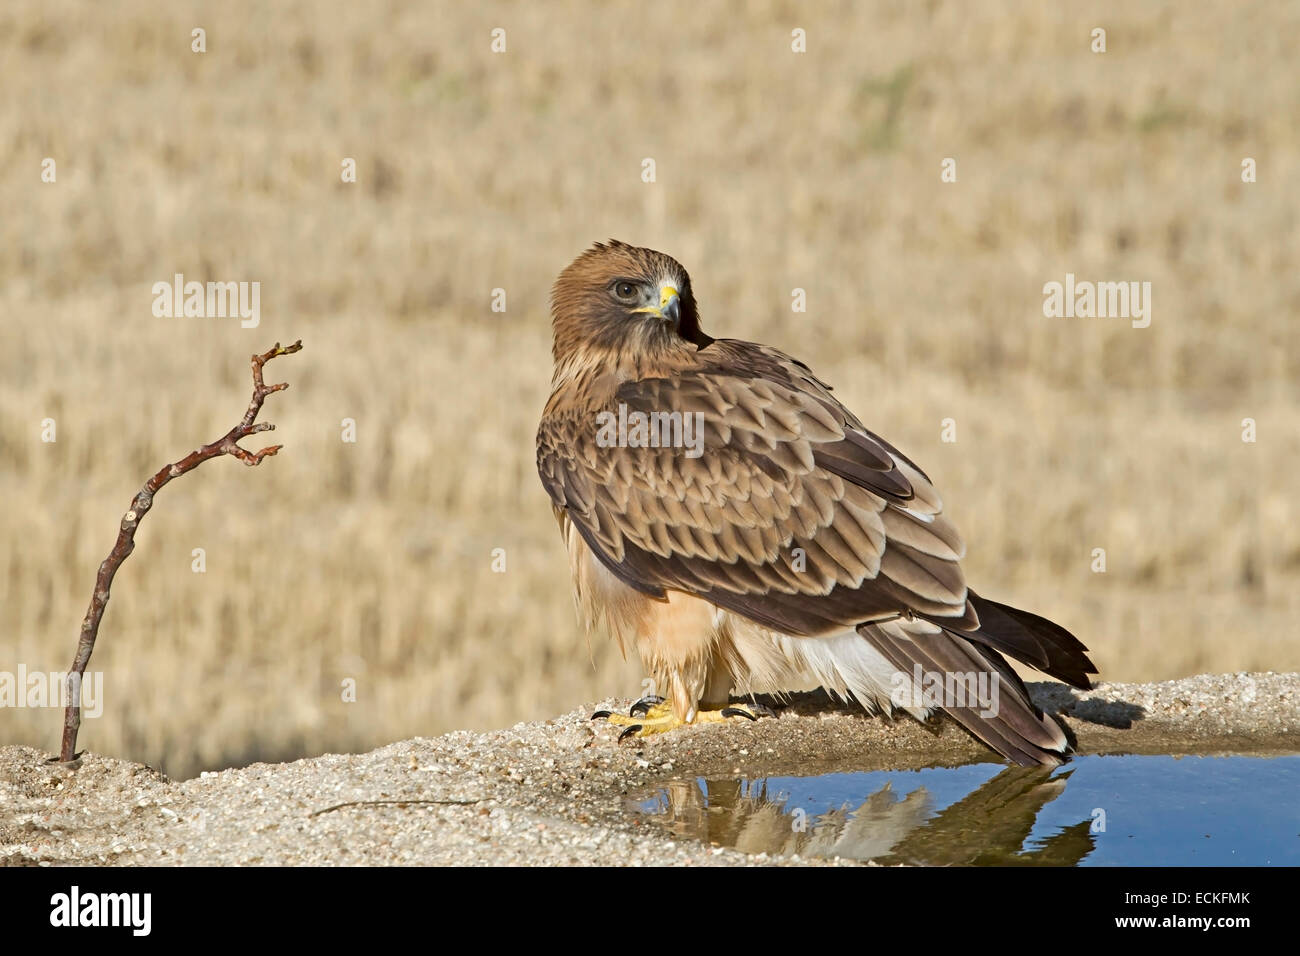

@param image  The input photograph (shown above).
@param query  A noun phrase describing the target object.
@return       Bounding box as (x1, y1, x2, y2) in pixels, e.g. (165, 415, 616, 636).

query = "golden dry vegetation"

(2, 1, 1297, 778)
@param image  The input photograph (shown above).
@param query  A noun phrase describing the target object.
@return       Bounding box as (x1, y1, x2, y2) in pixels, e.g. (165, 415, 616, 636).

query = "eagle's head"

(550, 240, 711, 365)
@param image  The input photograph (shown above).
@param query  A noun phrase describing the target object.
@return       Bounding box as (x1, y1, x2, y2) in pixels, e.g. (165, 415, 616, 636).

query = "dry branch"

(309, 799, 485, 817)
(57, 340, 303, 764)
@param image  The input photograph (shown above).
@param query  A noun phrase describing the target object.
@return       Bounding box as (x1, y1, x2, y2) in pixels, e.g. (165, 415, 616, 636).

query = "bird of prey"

(536, 240, 1097, 766)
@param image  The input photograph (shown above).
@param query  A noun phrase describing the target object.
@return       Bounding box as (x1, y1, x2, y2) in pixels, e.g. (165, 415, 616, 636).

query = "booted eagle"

(536, 240, 1096, 765)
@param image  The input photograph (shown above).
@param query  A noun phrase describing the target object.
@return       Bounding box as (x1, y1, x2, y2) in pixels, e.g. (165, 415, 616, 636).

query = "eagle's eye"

(611, 281, 641, 304)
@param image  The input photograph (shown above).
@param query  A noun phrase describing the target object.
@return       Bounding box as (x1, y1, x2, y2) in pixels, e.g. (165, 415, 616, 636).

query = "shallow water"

(632, 754, 1300, 865)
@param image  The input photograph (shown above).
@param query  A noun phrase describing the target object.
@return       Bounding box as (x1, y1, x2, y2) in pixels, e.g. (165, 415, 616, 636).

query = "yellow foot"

(591, 698, 774, 740)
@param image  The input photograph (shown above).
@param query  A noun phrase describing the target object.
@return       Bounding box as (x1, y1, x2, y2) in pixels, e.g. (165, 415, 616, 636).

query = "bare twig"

(309, 798, 486, 818)
(57, 340, 303, 764)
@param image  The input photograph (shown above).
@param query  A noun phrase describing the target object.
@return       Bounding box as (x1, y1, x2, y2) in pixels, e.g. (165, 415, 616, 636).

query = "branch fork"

(56, 340, 302, 765)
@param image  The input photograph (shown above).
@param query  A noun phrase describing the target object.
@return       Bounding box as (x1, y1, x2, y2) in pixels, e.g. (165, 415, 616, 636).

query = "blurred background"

(2, 1, 1297, 779)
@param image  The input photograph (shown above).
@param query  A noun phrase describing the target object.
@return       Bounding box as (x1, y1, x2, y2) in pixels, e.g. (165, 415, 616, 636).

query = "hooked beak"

(658, 285, 681, 326)
(632, 285, 682, 327)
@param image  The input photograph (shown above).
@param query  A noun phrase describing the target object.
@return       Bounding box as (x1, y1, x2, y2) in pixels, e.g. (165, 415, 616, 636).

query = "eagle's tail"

(957, 591, 1097, 691)
(860, 597, 1096, 767)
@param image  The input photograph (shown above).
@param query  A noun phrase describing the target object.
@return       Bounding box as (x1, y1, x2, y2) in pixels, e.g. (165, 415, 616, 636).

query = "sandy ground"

(2, 672, 1296, 867)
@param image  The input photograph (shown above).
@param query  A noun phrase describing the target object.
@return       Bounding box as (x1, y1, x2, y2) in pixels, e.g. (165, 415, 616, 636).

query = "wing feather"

(535, 339, 971, 635)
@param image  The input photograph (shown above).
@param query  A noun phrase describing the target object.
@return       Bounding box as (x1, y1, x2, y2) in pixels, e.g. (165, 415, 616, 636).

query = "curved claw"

(721, 701, 777, 721)
(618, 725, 644, 741)
(721, 706, 759, 721)
(590, 710, 612, 720)
(629, 695, 666, 717)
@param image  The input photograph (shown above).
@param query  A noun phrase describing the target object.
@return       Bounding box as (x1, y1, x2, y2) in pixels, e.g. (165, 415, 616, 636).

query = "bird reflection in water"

(638, 766, 1095, 866)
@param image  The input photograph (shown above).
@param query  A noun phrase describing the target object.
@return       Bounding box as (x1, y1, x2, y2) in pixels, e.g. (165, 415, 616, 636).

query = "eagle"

(536, 240, 1097, 766)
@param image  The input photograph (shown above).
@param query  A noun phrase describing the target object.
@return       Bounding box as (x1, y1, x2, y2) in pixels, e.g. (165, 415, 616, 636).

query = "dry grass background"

(2, 0, 1298, 778)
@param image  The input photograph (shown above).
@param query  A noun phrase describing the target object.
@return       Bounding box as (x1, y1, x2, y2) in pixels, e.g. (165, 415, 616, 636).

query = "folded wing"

(536, 339, 969, 635)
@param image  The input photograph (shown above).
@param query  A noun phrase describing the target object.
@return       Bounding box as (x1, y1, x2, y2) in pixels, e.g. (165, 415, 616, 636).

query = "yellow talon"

(593, 701, 771, 738)
(602, 701, 673, 725)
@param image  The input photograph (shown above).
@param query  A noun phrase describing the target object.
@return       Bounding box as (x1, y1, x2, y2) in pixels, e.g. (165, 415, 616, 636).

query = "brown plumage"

(537, 240, 1097, 766)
